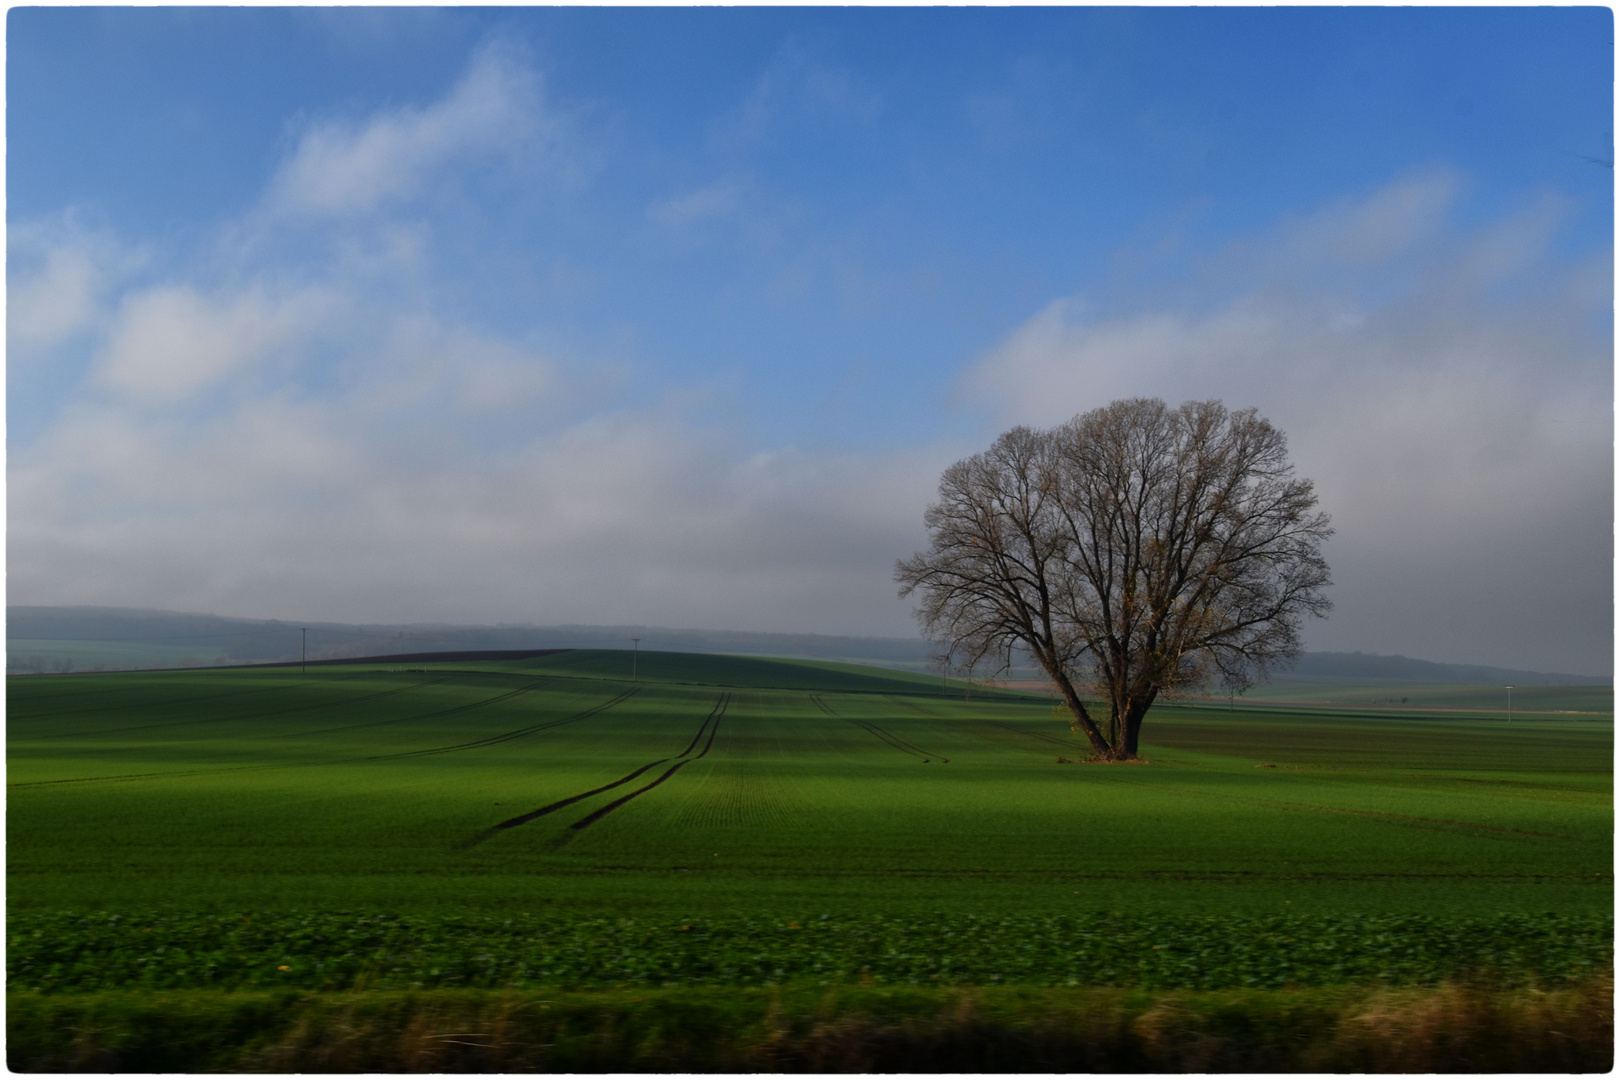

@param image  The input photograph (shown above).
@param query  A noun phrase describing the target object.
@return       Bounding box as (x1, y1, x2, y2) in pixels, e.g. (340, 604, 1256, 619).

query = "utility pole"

(1505, 684, 1514, 723)
(301, 628, 307, 675)
(632, 638, 640, 682)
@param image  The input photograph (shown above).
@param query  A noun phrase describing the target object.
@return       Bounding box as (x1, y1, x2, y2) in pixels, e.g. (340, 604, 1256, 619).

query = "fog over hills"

(6, 606, 1608, 685)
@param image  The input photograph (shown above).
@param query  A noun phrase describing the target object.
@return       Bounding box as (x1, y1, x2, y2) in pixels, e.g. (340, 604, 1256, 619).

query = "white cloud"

(8, 42, 942, 637)
(264, 43, 543, 219)
(8, 393, 947, 634)
(650, 178, 747, 228)
(93, 285, 338, 402)
(964, 174, 1612, 673)
(7, 218, 142, 356)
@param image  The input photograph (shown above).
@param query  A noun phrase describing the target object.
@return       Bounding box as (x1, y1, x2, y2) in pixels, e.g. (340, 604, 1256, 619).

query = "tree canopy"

(897, 398, 1332, 760)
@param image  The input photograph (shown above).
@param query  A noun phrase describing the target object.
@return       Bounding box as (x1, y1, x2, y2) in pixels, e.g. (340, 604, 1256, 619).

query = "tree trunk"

(1050, 672, 1111, 758)
(1120, 691, 1158, 759)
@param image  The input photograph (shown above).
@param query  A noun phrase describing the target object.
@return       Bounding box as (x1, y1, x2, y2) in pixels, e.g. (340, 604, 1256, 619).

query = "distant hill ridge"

(1285, 651, 1607, 687)
(5, 606, 1609, 684)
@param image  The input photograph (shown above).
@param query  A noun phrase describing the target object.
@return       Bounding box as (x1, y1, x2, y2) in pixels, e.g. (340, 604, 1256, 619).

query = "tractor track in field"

(10, 687, 640, 789)
(368, 687, 641, 759)
(282, 675, 580, 738)
(1089, 772, 1561, 839)
(980, 718, 1085, 750)
(812, 694, 947, 763)
(29, 675, 461, 742)
(11, 680, 321, 726)
(470, 693, 730, 844)
(569, 694, 725, 830)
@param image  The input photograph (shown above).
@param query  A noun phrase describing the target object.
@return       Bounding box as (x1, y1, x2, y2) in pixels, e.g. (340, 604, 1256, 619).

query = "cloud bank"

(9, 49, 1611, 674)
(967, 172, 1612, 672)
(8, 48, 952, 637)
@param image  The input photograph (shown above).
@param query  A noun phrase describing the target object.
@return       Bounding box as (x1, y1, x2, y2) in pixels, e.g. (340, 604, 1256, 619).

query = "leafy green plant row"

(11, 910, 1610, 994)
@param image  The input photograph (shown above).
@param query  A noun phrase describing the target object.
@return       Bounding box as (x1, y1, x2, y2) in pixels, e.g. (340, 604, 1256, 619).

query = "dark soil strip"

(370, 688, 640, 759)
(219, 648, 573, 670)
(567, 694, 728, 831)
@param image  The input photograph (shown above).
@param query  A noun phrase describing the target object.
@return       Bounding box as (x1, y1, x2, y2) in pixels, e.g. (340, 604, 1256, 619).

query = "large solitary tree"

(897, 398, 1332, 760)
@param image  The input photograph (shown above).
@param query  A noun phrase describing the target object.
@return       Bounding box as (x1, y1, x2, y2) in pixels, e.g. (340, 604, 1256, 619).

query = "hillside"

(6, 605, 1609, 684)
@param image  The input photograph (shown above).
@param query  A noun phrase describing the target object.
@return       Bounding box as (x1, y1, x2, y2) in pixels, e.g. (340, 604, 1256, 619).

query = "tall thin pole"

(632, 638, 640, 682)
(1505, 684, 1514, 723)
(301, 628, 307, 675)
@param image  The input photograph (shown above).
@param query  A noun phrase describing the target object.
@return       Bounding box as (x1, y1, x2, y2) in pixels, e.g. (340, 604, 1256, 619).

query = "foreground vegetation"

(12, 979, 1611, 1072)
(13, 911, 1609, 994)
(8, 650, 1611, 1068)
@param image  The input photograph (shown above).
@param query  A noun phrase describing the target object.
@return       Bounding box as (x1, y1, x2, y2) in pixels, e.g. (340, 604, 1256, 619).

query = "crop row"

(9, 911, 1610, 993)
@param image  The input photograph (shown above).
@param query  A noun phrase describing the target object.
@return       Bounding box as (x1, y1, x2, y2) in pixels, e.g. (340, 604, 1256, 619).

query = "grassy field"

(8, 649, 1611, 1066)
(10, 649, 1610, 917)
(6, 638, 230, 674)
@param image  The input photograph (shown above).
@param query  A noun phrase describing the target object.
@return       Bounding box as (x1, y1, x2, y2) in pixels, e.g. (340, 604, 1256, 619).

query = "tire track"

(11, 686, 635, 789)
(469, 693, 729, 843)
(567, 694, 728, 831)
(1090, 772, 1560, 839)
(980, 718, 1083, 750)
(814, 694, 947, 763)
(10, 679, 317, 725)
(369, 687, 640, 759)
(30, 675, 460, 742)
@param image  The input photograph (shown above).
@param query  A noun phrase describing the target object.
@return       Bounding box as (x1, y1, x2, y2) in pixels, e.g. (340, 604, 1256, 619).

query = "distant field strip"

(568, 693, 729, 831)
(814, 693, 948, 762)
(369, 687, 641, 759)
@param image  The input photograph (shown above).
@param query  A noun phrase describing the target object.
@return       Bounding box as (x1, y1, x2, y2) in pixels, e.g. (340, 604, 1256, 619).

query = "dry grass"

(11, 975, 1612, 1072)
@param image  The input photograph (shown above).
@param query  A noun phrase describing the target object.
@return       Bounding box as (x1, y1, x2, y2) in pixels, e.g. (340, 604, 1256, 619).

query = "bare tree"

(897, 398, 1332, 760)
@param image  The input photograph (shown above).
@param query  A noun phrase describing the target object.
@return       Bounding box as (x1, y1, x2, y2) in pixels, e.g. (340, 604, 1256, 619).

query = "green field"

(7, 638, 231, 674)
(9, 650, 1611, 1066)
(10, 649, 1610, 918)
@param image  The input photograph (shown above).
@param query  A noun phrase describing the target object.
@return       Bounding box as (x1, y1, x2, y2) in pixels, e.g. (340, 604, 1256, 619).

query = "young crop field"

(7, 649, 1612, 1067)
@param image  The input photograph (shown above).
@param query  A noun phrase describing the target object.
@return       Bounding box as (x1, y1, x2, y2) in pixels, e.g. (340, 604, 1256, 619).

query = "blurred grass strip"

(11, 910, 1611, 993)
(9, 978, 1611, 1072)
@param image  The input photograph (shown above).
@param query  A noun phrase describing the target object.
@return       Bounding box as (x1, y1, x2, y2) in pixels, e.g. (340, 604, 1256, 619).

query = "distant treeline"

(5, 606, 1609, 684)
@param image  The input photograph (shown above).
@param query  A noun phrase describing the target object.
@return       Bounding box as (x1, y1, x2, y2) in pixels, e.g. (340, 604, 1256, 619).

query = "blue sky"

(7, 8, 1613, 672)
